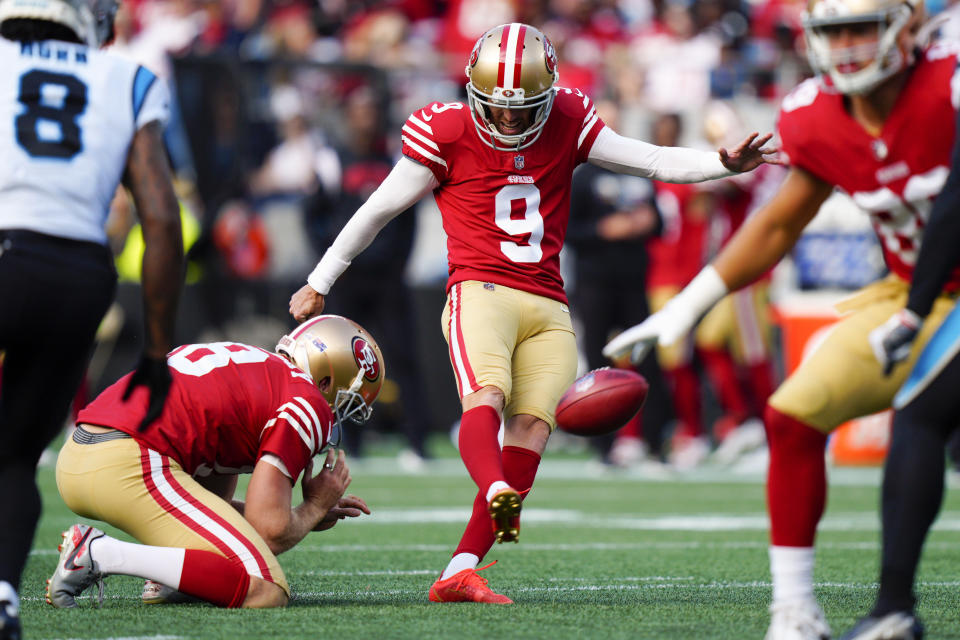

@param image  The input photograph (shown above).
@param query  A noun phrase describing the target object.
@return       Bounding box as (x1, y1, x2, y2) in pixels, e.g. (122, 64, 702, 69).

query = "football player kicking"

(604, 0, 960, 638)
(840, 107, 960, 640)
(0, 1, 183, 638)
(46, 316, 382, 610)
(289, 22, 778, 604)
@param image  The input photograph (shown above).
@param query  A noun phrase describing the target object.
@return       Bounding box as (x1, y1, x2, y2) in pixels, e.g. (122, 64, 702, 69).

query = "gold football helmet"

(276, 315, 384, 431)
(465, 23, 559, 150)
(803, 0, 923, 95)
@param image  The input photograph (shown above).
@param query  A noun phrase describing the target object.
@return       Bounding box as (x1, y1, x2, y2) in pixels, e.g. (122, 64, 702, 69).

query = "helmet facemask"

(90, 0, 117, 46)
(803, 1, 917, 95)
(333, 368, 375, 423)
(466, 80, 556, 150)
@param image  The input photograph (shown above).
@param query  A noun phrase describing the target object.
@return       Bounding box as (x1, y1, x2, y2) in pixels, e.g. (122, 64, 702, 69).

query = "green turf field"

(19, 438, 960, 639)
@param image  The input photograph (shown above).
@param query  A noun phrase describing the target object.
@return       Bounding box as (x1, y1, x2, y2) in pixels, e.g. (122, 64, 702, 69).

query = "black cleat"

(839, 611, 923, 640)
(0, 602, 20, 640)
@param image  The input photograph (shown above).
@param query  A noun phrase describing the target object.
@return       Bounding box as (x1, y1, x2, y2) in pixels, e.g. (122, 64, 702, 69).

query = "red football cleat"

(488, 487, 522, 543)
(428, 561, 513, 604)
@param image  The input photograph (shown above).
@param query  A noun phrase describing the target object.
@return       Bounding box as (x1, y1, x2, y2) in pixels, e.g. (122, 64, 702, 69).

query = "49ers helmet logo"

(468, 36, 482, 69)
(352, 337, 381, 382)
(543, 36, 558, 74)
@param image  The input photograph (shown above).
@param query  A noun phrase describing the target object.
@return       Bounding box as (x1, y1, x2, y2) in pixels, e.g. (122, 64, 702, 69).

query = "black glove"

(122, 354, 172, 431)
(868, 309, 921, 376)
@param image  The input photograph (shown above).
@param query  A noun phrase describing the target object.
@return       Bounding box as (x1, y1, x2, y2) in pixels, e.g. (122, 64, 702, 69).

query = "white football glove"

(601, 316, 657, 364)
(603, 266, 729, 364)
(601, 304, 688, 364)
(868, 308, 922, 376)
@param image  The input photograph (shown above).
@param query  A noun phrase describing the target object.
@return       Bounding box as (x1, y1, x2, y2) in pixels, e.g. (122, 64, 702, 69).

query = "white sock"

(441, 553, 479, 580)
(769, 546, 815, 605)
(485, 480, 512, 503)
(0, 580, 18, 616)
(91, 535, 186, 588)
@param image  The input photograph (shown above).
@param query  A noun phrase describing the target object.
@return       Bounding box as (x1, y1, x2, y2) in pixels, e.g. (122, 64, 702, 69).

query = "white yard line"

(300, 569, 437, 576)
(46, 636, 182, 639)
(24, 579, 960, 604)
(285, 537, 960, 554)
(286, 579, 960, 600)
(347, 457, 947, 488)
(31, 535, 960, 557)
(289, 508, 960, 532)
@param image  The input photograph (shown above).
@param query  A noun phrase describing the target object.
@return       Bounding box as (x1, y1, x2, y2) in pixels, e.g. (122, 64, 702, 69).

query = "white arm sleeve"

(307, 156, 439, 294)
(587, 126, 735, 183)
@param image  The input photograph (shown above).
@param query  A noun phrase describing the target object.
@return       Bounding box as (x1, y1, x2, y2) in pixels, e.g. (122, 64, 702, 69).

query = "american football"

(555, 368, 649, 436)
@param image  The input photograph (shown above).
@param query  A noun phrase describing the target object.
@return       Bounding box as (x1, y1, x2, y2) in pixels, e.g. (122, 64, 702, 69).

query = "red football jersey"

(713, 175, 755, 246)
(778, 43, 960, 287)
(401, 88, 606, 303)
(77, 342, 333, 480)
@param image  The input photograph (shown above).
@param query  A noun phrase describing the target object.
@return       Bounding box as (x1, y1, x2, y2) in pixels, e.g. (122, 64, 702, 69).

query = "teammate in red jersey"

(646, 112, 752, 468)
(605, 1, 960, 637)
(290, 22, 777, 604)
(696, 109, 786, 464)
(45, 316, 383, 610)
(647, 178, 715, 465)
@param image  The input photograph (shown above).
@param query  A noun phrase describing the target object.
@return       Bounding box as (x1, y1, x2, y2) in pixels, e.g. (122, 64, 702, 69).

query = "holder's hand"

(122, 354, 172, 431)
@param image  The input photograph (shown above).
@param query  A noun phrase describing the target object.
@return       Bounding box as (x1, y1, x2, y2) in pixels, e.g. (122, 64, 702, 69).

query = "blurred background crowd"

(75, 0, 960, 472)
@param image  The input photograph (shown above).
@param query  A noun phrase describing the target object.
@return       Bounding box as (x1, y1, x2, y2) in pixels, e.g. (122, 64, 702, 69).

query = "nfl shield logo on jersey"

(514, 155, 525, 170)
(871, 139, 888, 161)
